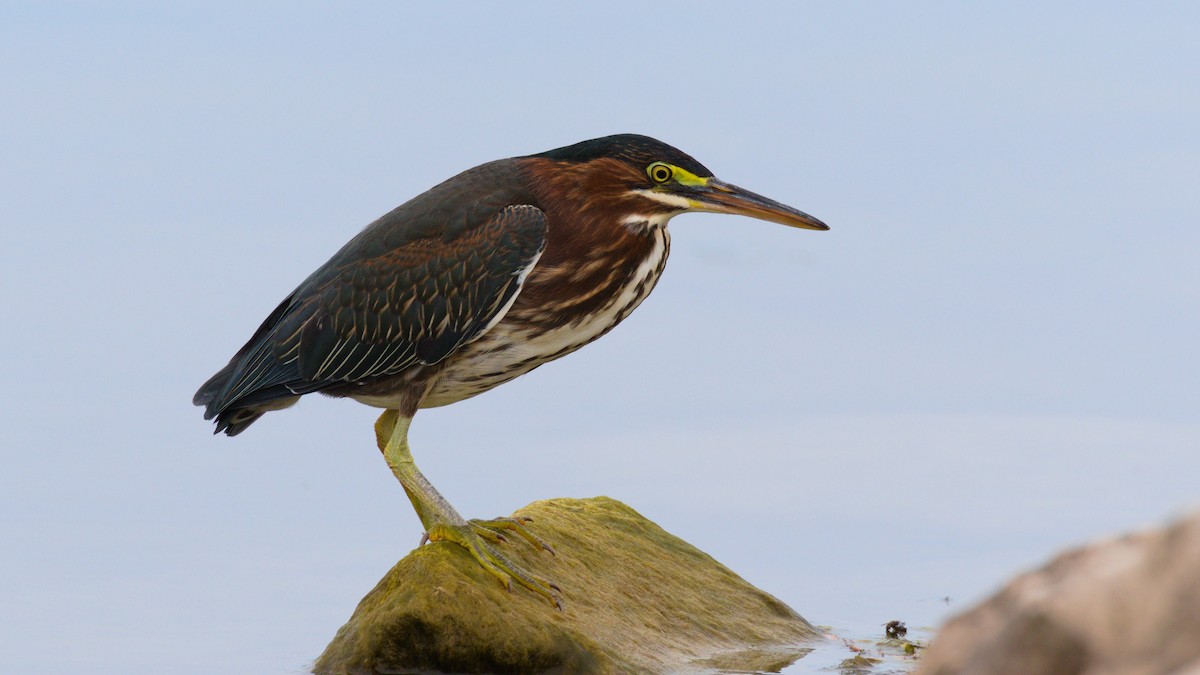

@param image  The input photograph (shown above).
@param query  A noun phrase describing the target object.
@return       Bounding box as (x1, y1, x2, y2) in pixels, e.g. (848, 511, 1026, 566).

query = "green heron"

(195, 134, 827, 608)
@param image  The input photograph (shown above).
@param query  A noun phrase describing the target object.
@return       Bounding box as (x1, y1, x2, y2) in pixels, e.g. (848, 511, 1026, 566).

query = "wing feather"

(197, 201, 547, 421)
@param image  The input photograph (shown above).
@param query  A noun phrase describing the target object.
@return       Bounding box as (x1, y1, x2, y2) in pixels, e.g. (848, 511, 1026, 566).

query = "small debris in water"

(884, 620, 908, 639)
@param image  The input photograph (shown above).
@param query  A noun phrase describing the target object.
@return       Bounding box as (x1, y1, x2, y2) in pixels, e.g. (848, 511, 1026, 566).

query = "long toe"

(426, 522, 563, 610)
(470, 517, 557, 555)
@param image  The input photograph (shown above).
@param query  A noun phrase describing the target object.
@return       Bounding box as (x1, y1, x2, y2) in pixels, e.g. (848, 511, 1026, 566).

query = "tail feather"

(213, 407, 266, 436)
(199, 386, 302, 436)
(195, 363, 302, 435)
(195, 293, 306, 435)
(194, 362, 237, 416)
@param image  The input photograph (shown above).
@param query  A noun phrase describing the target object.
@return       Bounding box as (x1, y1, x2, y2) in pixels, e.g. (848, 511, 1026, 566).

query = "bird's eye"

(647, 162, 674, 184)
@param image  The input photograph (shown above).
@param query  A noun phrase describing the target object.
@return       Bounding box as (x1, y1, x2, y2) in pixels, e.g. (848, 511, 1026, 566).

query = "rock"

(314, 496, 817, 674)
(919, 511, 1200, 675)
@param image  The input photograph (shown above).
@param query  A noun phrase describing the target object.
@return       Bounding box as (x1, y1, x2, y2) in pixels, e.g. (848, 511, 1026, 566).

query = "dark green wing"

(196, 200, 546, 431)
(292, 204, 546, 381)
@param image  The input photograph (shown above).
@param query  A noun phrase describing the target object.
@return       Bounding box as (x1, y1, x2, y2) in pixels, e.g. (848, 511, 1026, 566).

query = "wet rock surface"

(314, 496, 818, 674)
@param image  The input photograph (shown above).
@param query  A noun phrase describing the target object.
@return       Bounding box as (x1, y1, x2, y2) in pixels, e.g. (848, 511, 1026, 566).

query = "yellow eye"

(647, 162, 674, 184)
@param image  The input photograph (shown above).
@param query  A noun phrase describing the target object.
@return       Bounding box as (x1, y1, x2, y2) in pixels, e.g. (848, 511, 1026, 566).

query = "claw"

(471, 517, 556, 555)
(425, 521, 562, 610)
(471, 525, 510, 547)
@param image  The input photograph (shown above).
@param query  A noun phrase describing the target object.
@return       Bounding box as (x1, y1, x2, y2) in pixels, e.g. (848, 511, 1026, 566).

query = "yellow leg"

(374, 410, 561, 609)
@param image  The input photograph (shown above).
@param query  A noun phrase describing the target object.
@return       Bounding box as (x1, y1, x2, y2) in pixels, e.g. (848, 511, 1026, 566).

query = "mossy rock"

(315, 496, 817, 674)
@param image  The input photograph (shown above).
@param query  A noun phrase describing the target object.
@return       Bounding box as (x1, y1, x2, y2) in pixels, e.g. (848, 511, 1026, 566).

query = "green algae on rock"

(314, 496, 818, 674)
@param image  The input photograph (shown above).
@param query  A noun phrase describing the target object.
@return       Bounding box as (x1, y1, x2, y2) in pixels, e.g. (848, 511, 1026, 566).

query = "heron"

(195, 134, 828, 608)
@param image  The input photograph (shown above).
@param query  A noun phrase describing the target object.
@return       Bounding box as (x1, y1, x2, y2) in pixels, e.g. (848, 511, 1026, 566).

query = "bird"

(194, 134, 828, 609)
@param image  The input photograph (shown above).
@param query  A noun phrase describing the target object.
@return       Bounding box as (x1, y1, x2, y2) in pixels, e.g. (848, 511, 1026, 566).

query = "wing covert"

(293, 204, 547, 382)
(206, 203, 546, 414)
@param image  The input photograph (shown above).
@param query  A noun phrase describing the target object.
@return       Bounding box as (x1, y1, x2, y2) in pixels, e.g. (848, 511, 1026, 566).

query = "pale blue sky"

(2, 3, 1198, 673)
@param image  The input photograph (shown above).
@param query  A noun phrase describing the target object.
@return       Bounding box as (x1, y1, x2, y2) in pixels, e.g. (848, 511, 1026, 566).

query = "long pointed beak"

(690, 178, 829, 231)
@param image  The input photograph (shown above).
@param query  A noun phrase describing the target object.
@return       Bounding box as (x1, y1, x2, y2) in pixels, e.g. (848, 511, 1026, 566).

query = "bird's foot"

(421, 521, 562, 610)
(469, 516, 557, 556)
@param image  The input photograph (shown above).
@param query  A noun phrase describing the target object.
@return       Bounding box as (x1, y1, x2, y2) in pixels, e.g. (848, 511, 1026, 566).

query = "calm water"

(4, 411, 1196, 673)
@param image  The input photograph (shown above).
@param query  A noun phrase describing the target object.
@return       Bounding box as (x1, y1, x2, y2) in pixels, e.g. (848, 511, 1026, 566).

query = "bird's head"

(528, 134, 828, 232)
